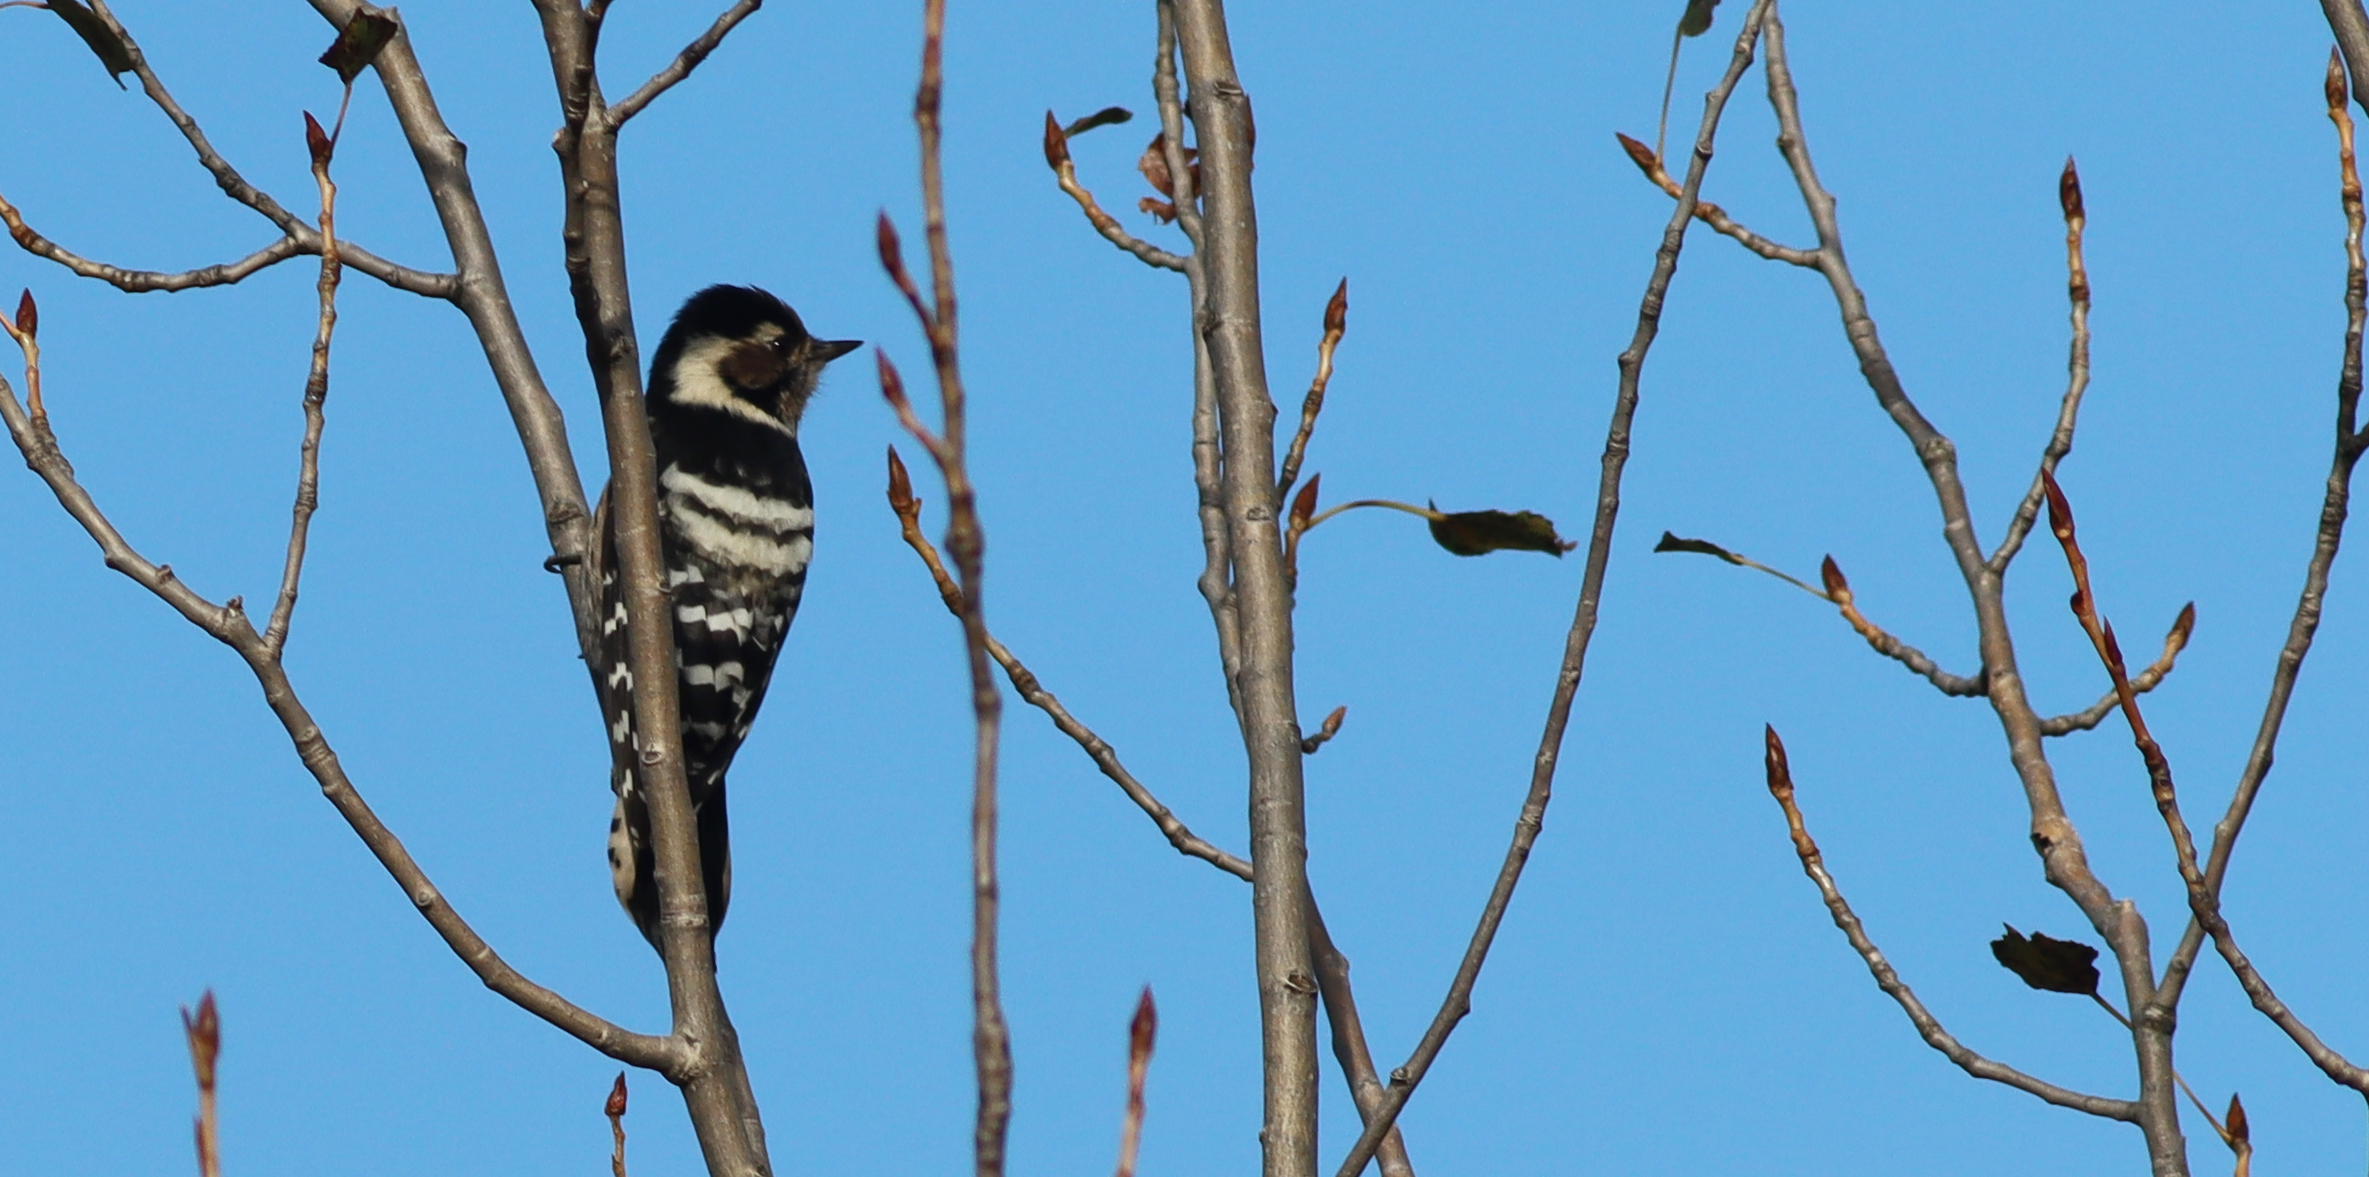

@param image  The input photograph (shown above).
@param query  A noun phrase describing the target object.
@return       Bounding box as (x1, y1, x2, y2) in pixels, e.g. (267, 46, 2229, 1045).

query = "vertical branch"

(263, 111, 345, 659)
(1331, 6, 1771, 1174)
(1165, 6, 1322, 1174)
(529, 6, 767, 1175)
(884, 1, 1011, 1170)
(1152, 1, 1245, 718)
(1988, 158, 2093, 573)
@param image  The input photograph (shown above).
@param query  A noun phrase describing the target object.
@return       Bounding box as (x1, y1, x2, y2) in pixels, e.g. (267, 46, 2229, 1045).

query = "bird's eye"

(766, 336, 791, 355)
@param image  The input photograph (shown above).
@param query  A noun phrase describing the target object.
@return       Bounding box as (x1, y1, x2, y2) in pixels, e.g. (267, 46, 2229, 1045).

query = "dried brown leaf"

(1061, 106, 1133, 138)
(42, 0, 132, 88)
(1429, 503, 1576, 557)
(1653, 530, 1743, 564)
(318, 5, 398, 84)
(1677, 0, 1722, 37)
(1990, 924, 2102, 996)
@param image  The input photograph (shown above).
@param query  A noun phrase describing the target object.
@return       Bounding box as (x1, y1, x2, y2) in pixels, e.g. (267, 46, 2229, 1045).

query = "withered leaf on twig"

(1990, 924, 2101, 996)
(1428, 503, 1576, 557)
(318, 5, 398, 84)
(1653, 530, 1744, 564)
(39, 0, 133, 88)
(1678, 0, 1723, 37)
(1061, 106, 1133, 138)
(1137, 132, 1198, 223)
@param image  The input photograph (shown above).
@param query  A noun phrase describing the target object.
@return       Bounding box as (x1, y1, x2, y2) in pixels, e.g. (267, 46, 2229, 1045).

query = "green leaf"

(1989, 924, 2101, 996)
(44, 0, 133, 88)
(1427, 502, 1576, 557)
(1653, 530, 1744, 564)
(318, 5, 398, 85)
(1677, 0, 1722, 37)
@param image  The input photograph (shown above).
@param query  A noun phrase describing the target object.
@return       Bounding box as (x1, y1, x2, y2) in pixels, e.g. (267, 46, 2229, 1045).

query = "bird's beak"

(816, 339, 862, 364)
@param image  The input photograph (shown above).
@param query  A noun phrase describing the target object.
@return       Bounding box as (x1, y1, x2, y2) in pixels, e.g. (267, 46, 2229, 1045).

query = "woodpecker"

(593, 285, 859, 949)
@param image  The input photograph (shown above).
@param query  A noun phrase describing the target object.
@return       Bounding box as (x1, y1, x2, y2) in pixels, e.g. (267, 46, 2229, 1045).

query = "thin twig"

(2156, 40, 2369, 1049)
(1306, 897, 1417, 1177)
(1612, 133, 1818, 267)
(1276, 279, 1347, 498)
(1764, 729, 2136, 1119)
(1332, 7, 1773, 1172)
(0, 194, 309, 290)
(0, 318, 676, 1074)
(1818, 556, 1988, 697)
(884, 3, 1012, 1167)
(2046, 470, 2369, 1095)
(605, 1, 764, 129)
(1755, 8, 2184, 1156)
(1113, 989, 1156, 1177)
(1042, 113, 1188, 272)
(2085, 991, 2230, 1140)
(1150, 1, 1242, 723)
(885, 447, 1251, 881)
(1988, 157, 2096, 573)
(263, 113, 344, 660)
(2037, 604, 2193, 736)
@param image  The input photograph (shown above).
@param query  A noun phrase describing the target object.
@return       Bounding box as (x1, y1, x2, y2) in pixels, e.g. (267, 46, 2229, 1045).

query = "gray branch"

(1332, 5, 1771, 1173)
(606, 1, 765, 129)
(1166, 7, 1322, 1175)
(1752, 5, 2188, 1166)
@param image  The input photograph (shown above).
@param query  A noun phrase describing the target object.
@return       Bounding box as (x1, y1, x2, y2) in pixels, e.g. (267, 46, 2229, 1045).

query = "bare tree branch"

(0, 324, 677, 1075)
(1164, 5, 1325, 1170)
(2045, 471, 2369, 1096)
(606, 1, 765, 129)
(2153, 43, 2369, 1086)
(531, 4, 770, 1172)
(879, 4, 1013, 1169)
(1611, 132, 1818, 267)
(1306, 899, 1416, 1177)
(1989, 158, 2096, 574)
(1763, 729, 2137, 1120)
(1148, 2, 1246, 729)
(2037, 604, 2193, 737)
(262, 116, 344, 660)
(0, 200, 307, 291)
(1818, 556, 1987, 696)
(1276, 279, 1347, 498)
(885, 448, 1252, 880)
(1332, 7, 1772, 1173)
(1041, 112, 1189, 272)
(306, 0, 603, 661)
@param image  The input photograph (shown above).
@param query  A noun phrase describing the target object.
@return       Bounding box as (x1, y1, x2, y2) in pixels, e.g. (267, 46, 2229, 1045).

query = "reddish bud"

(2101, 619, 2128, 675)
(876, 349, 908, 411)
(304, 111, 333, 168)
(2042, 470, 2075, 540)
(14, 288, 35, 341)
(181, 990, 220, 1091)
(1763, 724, 1793, 798)
(2171, 601, 2197, 645)
(1323, 278, 1348, 337)
(1289, 472, 1321, 531)
(605, 1072, 628, 1118)
(2069, 589, 2088, 618)
(2330, 49, 2349, 116)
(1041, 110, 1070, 171)
(886, 445, 917, 517)
(1819, 555, 1849, 601)
(2058, 157, 2084, 223)
(875, 212, 906, 281)
(1128, 986, 1158, 1066)
(1614, 131, 1660, 174)
(2226, 1092, 2248, 1146)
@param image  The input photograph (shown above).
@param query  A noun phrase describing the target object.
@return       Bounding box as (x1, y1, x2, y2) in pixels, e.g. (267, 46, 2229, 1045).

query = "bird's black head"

(647, 285, 860, 433)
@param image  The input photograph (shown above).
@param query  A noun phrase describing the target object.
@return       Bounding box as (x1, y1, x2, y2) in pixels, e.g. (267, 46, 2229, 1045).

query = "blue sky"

(2, 1, 2364, 1174)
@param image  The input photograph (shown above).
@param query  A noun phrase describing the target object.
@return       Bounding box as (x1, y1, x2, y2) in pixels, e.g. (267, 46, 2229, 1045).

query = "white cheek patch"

(665, 336, 796, 437)
(661, 466, 815, 531)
